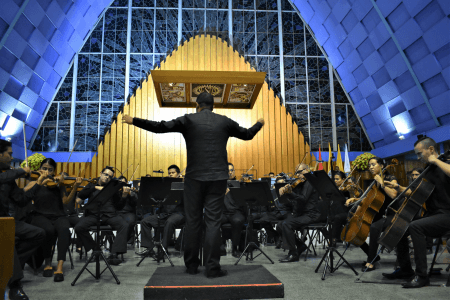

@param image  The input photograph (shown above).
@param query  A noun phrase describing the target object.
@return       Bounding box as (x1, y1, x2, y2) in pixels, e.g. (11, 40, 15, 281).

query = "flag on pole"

(336, 144, 344, 172)
(328, 143, 333, 176)
(344, 143, 351, 173)
(317, 145, 323, 171)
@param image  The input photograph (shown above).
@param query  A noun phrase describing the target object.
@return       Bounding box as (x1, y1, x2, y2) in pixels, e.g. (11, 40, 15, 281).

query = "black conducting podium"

(136, 177, 182, 267)
(228, 180, 275, 265)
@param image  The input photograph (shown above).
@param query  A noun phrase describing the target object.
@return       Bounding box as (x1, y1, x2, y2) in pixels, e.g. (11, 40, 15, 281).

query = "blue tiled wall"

(291, 0, 450, 149)
(0, 0, 111, 156)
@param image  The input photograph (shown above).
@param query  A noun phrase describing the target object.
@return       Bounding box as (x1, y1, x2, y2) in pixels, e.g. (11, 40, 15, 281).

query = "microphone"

(153, 170, 164, 173)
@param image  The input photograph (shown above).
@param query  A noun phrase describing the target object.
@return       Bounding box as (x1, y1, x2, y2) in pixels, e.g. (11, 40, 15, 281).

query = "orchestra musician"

(138, 165, 185, 258)
(220, 163, 246, 258)
(345, 157, 398, 271)
(382, 137, 450, 288)
(23, 158, 82, 282)
(0, 139, 45, 300)
(74, 166, 130, 266)
(276, 163, 321, 262)
(117, 175, 138, 245)
(122, 91, 264, 278)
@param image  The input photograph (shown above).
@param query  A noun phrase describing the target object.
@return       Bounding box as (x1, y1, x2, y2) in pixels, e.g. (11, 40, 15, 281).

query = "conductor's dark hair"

(334, 171, 345, 179)
(0, 139, 12, 154)
(118, 175, 127, 182)
(168, 164, 180, 173)
(414, 136, 438, 151)
(40, 158, 57, 170)
(101, 166, 115, 174)
(411, 167, 424, 174)
(196, 92, 214, 110)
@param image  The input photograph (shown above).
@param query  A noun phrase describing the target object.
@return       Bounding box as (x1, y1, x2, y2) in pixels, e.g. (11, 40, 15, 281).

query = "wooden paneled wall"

(89, 34, 315, 180)
(23, 34, 315, 181)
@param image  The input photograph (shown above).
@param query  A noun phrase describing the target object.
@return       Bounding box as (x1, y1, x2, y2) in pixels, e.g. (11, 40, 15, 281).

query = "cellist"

(382, 136, 450, 288)
(345, 157, 399, 272)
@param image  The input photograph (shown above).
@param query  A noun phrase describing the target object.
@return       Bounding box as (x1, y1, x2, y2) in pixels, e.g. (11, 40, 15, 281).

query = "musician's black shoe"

(402, 276, 430, 288)
(279, 252, 299, 263)
(207, 269, 228, 278)
(220, 245, 227, 256)
(43, 268, 53, 277)
(137, 248, 156, 257)
(275, 239, 282, 249)
(107, 254, 122, 265)
(362, 256, 380, 266)
(54, 273, 64, 282)
(232, 249, 242, 258)
(9, 286, 29, 300)
(186, 267, 200, 275)
(382, 268, 415, 280)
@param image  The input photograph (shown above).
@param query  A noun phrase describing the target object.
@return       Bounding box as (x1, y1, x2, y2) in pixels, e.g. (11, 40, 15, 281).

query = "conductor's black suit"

(132, 109, 262, 275)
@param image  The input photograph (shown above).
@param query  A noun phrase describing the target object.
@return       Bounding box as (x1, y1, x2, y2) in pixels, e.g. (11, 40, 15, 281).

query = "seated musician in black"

(220, 162, 246, 258)
(75, 166, 130, 265)
(0, 139, 45, 300)
(258, 176, 290, 247)
(139, 165, 185, 257)
(117, 175, 138, 245)
(24, 159, 82, 282)
(345, 157, 398, 271)
(276, 163, 321, 262)
(382, 137, 450, 288)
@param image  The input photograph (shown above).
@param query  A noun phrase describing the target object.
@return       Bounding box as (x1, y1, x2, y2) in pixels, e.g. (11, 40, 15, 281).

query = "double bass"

(341, 159, 398, 246)
(378, 151, 449, 251)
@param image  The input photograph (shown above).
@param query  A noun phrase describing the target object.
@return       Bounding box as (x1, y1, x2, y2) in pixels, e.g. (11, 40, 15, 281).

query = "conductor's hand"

(257, 118, 265, 126)
(122, 115, 133, 125)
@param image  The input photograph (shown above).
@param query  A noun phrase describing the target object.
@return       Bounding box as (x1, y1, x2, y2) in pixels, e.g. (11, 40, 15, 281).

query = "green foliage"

(20, 153, 46, 171)
(351, 153, 375, 171)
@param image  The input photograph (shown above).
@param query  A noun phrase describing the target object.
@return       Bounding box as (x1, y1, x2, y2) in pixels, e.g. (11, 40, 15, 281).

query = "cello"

(377, 151, 450, 251)
(341, 159, 398, 246)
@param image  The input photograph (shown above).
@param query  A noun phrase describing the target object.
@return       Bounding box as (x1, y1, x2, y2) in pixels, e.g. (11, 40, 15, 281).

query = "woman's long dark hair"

(369, 156, 391, 176)
(39, 158, 57, 171)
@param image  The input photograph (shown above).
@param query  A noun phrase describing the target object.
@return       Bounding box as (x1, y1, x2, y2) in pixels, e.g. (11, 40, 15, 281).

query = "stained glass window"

(32, 0, 371, 152)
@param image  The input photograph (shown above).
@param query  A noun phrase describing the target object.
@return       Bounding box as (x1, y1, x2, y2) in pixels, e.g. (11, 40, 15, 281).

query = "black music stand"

(228, 181, 275, 265)
(136, 177, 182, 267)
(303, 171, 359, 280)
(71, 179, 127, 286)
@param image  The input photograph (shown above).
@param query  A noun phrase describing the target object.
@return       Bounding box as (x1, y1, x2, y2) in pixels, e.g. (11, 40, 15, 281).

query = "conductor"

(123, 92, 264, 278)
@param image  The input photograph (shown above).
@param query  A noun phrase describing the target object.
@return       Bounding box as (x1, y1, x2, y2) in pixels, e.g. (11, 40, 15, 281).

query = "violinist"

(219, 162, 246, 258)
(75, 166, 130, 266)
(0, 139, 45, 300)
(382, 137, 450, 288)
(345, 157, 398, 272)
(277, 163, 321, 262)
(117, 175, 138, 245)
(139, 165, 185, 258)
(24, 158, 82, 282)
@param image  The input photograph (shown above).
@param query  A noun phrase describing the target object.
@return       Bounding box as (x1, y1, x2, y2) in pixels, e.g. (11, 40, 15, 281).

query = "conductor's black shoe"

(207, 269, 228, 278)
(9, 286, 29, 300)
(186, 267, 200, 275)
(402, 276, 430, 288)
(382, 268, 415, 280)
(54, 273, 64, 282)
(279, 253, 299, 263)
(232, 250, 242, 258)
(107, 254, 122, 265)
(220, 245, 227, 256)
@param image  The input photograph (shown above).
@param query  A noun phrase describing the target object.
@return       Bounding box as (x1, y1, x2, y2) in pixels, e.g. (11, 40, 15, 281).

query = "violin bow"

(241, 165, 254, 180)
(338, 164, 358, 189)
(129, 164, 140, 182)
(22, 123, 28, 167)
(63, 138, 79, 174)
(120, 164, 133, 178)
